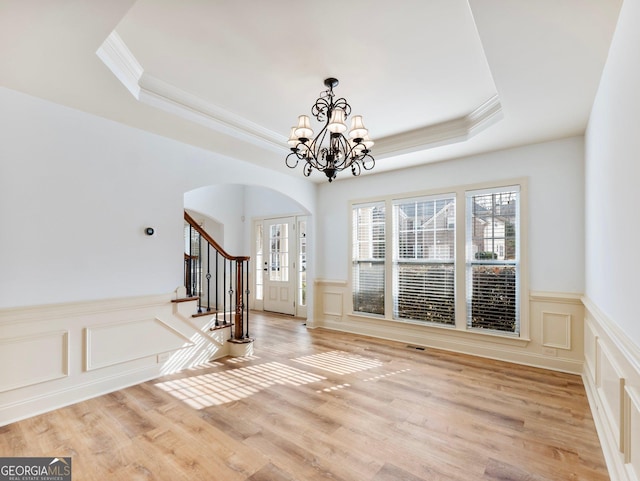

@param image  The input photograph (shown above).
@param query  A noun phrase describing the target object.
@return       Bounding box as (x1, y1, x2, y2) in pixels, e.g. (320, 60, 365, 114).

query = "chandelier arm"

(309, 124, 331, 169)
(351, 160, 362, 177)
(302, 162, 314, 177)
(331, 134, 352, 169)
(344, 138, 365, 162)
(312, 97, 332, 122)
(285, 151, 300, 169)
(360, 152, 376, 171)
(331, 98, 352, 117)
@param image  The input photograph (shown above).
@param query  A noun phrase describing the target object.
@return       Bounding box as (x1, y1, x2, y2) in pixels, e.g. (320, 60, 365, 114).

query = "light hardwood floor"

(1, 312, 609, 480)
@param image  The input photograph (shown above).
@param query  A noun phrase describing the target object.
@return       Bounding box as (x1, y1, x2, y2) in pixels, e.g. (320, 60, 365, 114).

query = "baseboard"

(0, 291, 233, 426)
(314, 281, 586, 374)
(0, 363, 161, 426)
(317, 315, 583, 374)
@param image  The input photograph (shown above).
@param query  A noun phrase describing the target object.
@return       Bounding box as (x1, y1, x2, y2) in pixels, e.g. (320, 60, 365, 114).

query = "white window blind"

(465, 186, 519, 334)
(352, 202, 385, 315)
(392, 195, 456, 325)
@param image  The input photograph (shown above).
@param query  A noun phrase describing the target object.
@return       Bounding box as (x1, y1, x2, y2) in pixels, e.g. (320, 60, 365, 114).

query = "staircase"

(180, 211, 252, 350)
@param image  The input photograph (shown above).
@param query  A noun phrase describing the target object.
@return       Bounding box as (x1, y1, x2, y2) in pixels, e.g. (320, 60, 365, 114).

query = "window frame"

(351, 201, 387, 317)
(391, 193, 457, 326)
(348, 179, 529, 340)
(465, 185, 521, 335)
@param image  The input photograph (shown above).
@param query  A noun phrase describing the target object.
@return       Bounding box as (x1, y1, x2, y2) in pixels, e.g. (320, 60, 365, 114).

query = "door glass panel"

(255, 223, 263, 300)
(269, 223, 289, 282)
(298, 220, 307, 306)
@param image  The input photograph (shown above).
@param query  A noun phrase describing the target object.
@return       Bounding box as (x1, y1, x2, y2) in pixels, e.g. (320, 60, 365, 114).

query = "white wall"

(317, 136, 585, 294)
(564, 3, 640, 479)
(185, 185, 245, 253)
(244, 185, 308, 218)
(585, 0, 640, 346)
(0, 86, 316, 309)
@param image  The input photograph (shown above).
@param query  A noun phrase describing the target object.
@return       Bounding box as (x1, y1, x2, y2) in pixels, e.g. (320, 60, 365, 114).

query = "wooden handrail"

(184, 211, 249, 262)
(183, 210, 252, 341)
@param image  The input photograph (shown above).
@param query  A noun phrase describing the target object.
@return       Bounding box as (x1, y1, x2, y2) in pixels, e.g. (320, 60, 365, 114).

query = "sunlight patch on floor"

(260, 344, 311, 356)
(316, 383, 351, 394)
(363, 369, 411, 381)
(226, 355, 261, 364)
(154, 361, 326, 409)
(184, 361, 225, 372)
(291, 350, 383, 375)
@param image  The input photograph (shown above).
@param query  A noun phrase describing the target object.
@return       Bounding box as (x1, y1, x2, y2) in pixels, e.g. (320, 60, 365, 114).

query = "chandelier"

(286, 78, 374, 182)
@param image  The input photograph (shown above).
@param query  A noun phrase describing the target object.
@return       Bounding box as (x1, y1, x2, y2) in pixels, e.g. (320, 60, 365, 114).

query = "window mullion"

(455, 191, 467, 330)
(385, 198, 394, 319)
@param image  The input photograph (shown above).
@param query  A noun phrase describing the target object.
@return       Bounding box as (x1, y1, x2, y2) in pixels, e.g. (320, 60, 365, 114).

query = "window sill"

(348, 312, 531, 347)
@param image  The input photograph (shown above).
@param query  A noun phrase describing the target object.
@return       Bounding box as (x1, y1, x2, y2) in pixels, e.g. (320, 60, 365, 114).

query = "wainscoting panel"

(323, 292, 344, 317)
(0, 331, 68, 392)
(542, 311, 571, 350)
(313, 281, 584, 373)
(585, 318, 599, 385)
(597, 339, 626, 451)
(582, 296, 640, 481)
(0, 291, 235, 426)
(624, 387, 640, 481)
(85, 318, 194, 371)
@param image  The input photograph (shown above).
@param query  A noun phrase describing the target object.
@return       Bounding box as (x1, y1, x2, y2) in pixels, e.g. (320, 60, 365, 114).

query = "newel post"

(234, 258, 245, 340)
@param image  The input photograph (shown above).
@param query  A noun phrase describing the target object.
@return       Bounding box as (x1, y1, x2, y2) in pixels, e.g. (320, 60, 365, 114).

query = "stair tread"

(171, 296, 199, 303)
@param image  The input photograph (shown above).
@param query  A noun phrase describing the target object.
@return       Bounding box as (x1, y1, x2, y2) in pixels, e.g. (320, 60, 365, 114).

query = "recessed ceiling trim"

(97, 31, 502, 160)
(467, 94, 504, 136)
(96, 31, 143, 99)
(374, 95, 503, 159)
(137, 75, 286, 152)
(97, 31, 285, 153)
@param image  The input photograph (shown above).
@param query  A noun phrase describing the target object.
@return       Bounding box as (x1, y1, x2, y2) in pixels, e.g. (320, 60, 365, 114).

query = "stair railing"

(184, 211, 251, 341)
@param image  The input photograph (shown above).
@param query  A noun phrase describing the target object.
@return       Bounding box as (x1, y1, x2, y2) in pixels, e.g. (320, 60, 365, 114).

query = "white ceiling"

(0, 0, 622, 182)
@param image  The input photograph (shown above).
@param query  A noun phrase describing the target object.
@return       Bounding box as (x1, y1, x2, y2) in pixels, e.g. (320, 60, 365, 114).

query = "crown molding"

(96, 31, 143, 98)
(373, 95, 503, 159)
(137, 75, 285, 152)
(96, 31, 285, 153)
(97, 31, 502, 159)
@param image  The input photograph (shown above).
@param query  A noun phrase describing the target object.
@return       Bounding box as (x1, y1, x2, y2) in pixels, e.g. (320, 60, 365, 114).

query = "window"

(392, 195, 455, 325)
(466, 187, 519, 334)
(350, 181, 525, 338)
(352, 202, 385, 315)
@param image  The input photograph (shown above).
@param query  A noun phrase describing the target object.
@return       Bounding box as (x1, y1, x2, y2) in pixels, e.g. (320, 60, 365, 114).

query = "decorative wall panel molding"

(624, 387, 640, 479)
(597, 339, 626, 451)
(314, 282, 584, 373)
(541, 311, 572, 350)
(323, 292, 344, 317)
(0, 331, 68, 393)
(585, 319, 599, 384)
(0, 292, 240, 426)
(85, 317, 194, 371)
(0, 292, 238, 426)
(583, 296, 640, 481)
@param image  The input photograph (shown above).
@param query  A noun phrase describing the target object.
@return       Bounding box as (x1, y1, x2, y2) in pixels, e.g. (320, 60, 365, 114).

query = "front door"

(263, 217, 295, 315)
